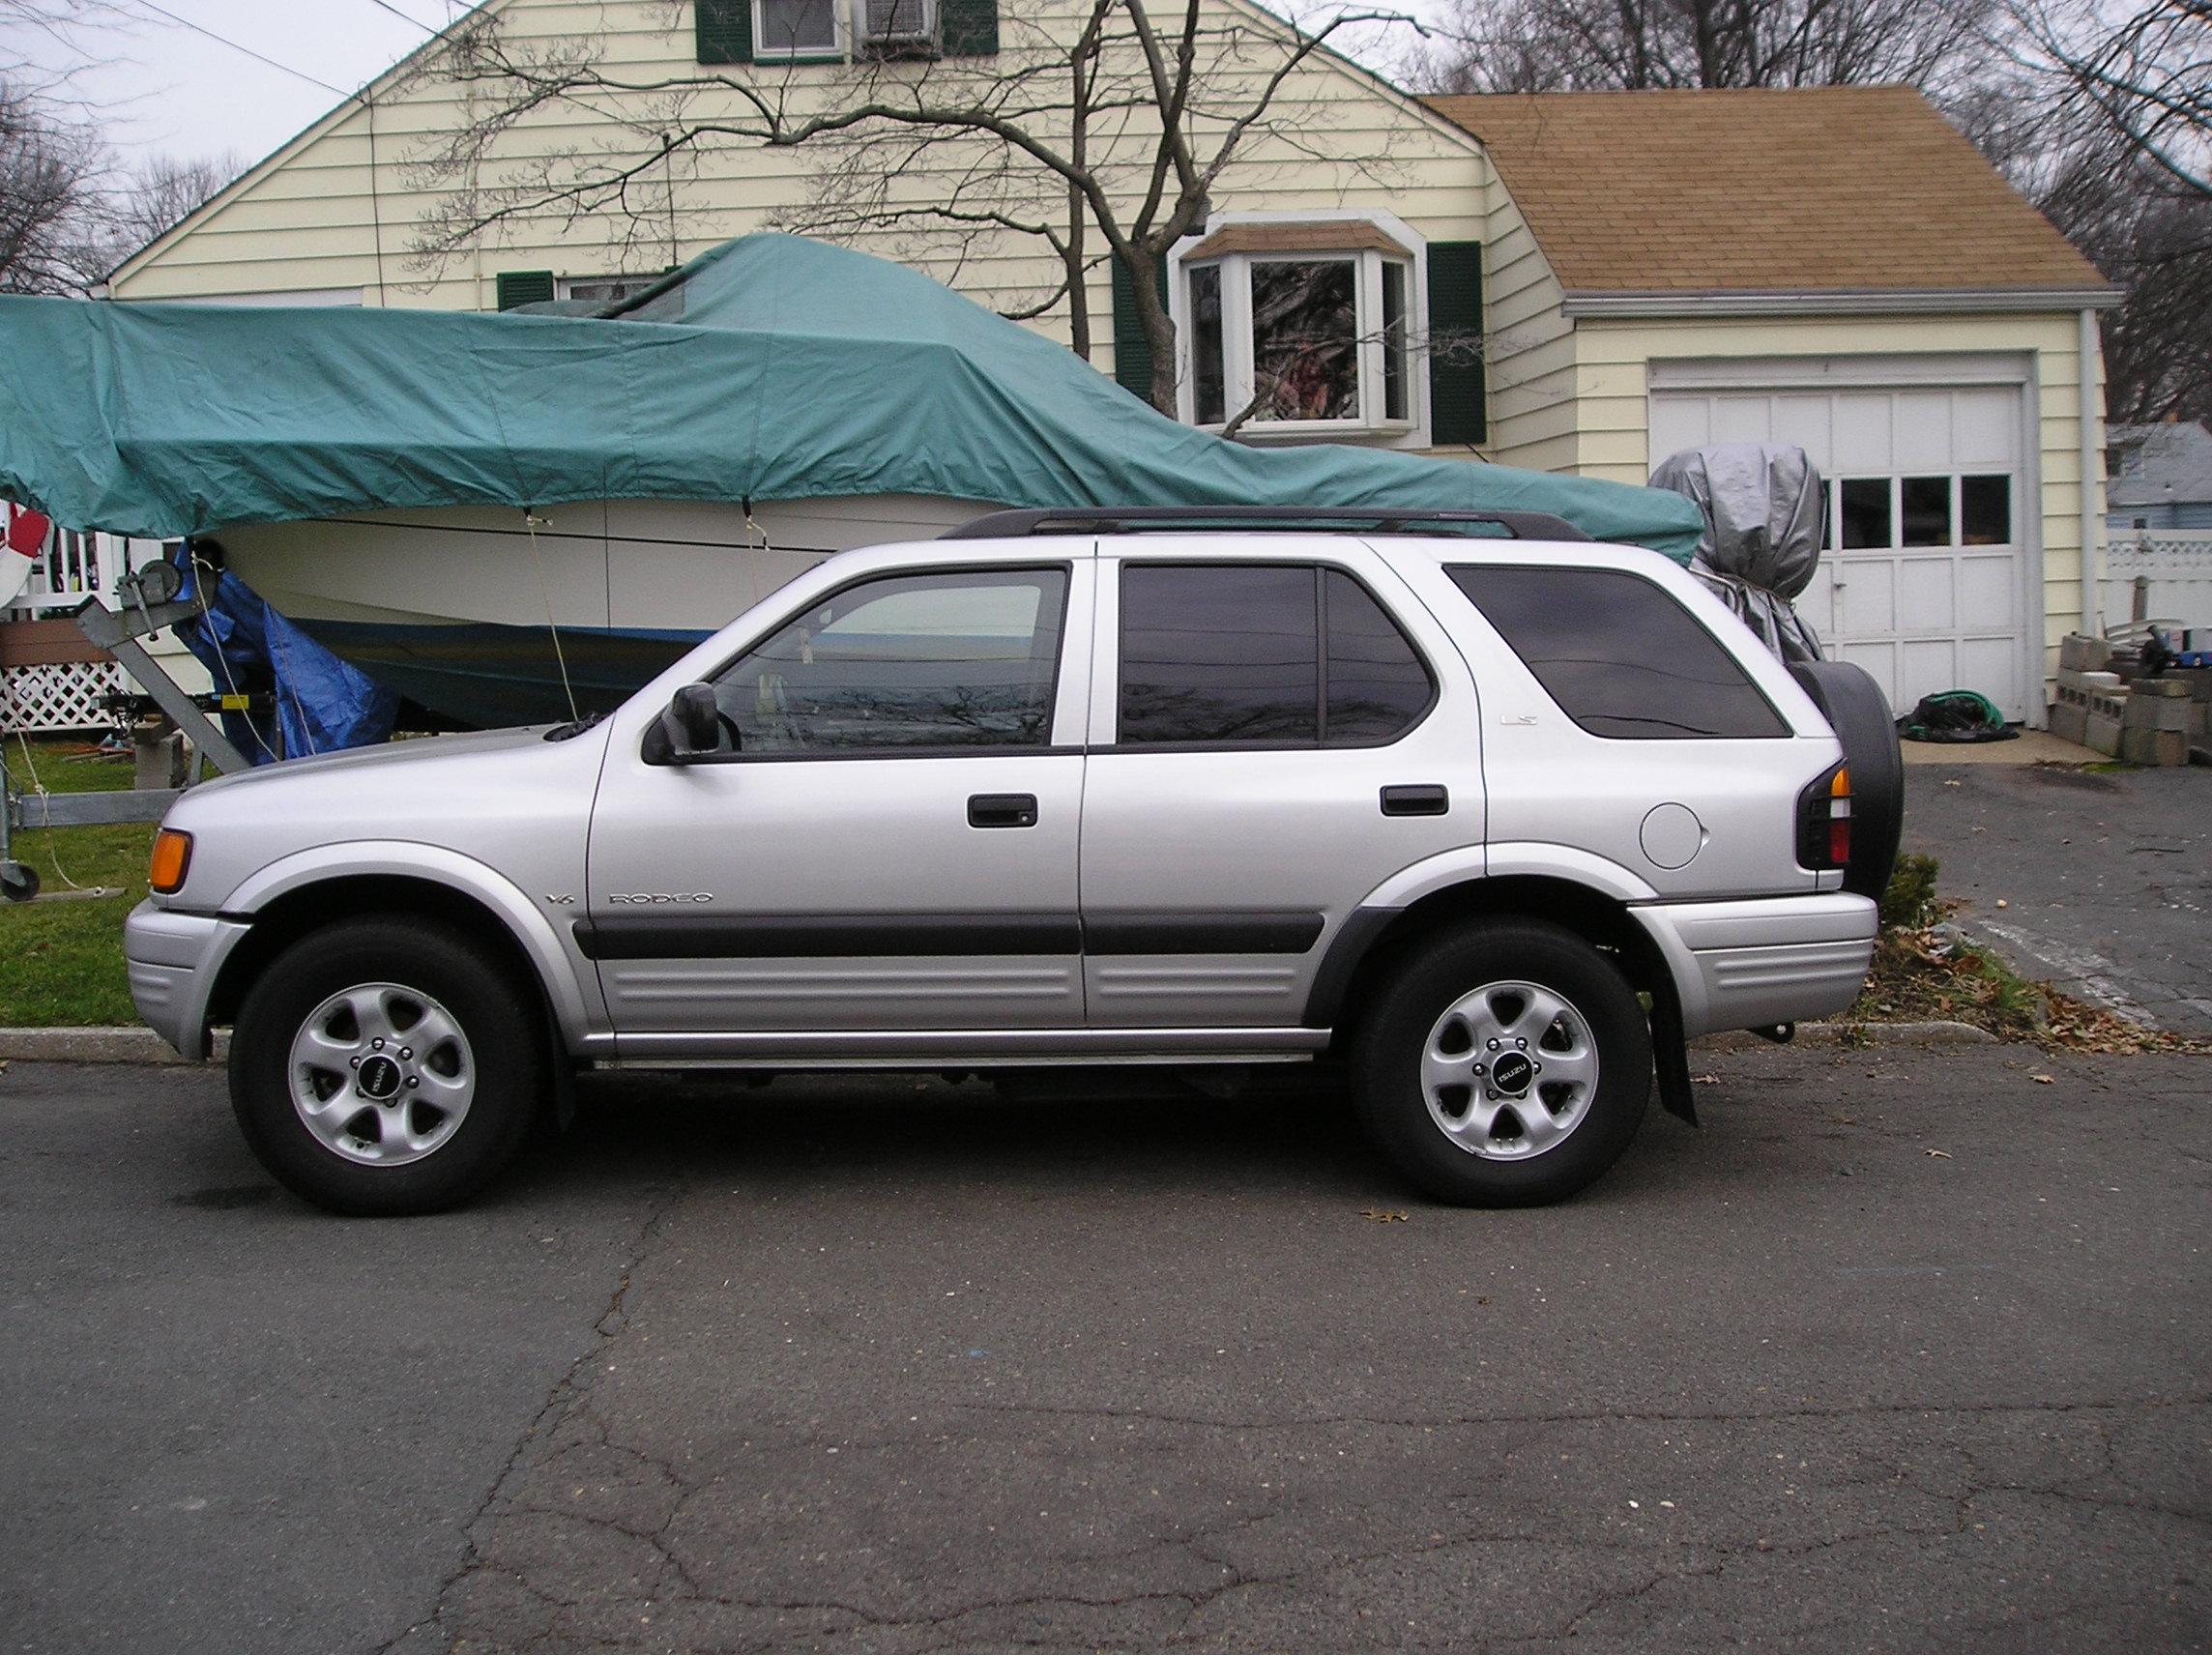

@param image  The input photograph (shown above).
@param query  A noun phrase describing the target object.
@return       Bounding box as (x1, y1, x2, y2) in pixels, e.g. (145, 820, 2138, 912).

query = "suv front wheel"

(1351, 920, 1651, 1205)
(229, 917, 546, 1215)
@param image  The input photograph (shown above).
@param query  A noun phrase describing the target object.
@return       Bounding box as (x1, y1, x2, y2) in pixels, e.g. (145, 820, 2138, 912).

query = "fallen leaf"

(2031, 1073, 2055, 1084)
(1926, 1148, 1953, 1159)
(1693, 1073, 1721, 1085)
(1363, 1208, 1409, 1223)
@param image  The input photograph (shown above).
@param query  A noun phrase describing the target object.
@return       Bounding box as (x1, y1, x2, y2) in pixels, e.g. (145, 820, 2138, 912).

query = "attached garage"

(1649, 362, 2037, 721)
(1426, 87, 2122, 729)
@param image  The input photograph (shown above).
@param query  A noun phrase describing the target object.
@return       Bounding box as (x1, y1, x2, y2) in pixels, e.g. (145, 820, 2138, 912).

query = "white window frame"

(854, 0, 939, 54)
(752, 0, 846, 60)
(1169, 211, 1429, 447)
(555, 275, 663, 305)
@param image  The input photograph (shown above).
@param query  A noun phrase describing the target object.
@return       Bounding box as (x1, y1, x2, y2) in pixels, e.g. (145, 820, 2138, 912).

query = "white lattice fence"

(2103, 532, 2212, 631)
(1, 662, 127, 735)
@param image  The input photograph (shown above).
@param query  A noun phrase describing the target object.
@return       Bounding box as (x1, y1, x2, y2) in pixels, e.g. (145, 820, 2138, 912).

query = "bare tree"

(398, 0, 1417, 413)
(0, 78, 112, 294)
(1419, 0, 1992, 95)
(113, 151, 242, 253)
(2001, 0, 2208, 198)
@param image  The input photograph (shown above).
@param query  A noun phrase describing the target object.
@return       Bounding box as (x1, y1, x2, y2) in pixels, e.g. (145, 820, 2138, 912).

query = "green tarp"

(0, 233, 1703, 558)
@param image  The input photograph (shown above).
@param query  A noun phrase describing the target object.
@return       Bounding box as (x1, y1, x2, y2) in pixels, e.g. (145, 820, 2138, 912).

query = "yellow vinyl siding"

(111, 0, 1492, 354)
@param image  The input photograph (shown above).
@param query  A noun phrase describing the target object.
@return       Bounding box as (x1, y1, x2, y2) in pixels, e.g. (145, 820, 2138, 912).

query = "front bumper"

(124, 900, 251, 1059)
(1631, 892, 1877, 1037)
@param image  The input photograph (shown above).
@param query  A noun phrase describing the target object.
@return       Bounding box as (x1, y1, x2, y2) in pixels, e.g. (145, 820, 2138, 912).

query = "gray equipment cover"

(1649, 443, 1827, 663)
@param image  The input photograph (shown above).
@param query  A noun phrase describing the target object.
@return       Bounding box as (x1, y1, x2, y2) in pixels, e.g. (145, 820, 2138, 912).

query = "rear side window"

(1119, 564, 1432, 746)
(1447, 566, 1786, 740)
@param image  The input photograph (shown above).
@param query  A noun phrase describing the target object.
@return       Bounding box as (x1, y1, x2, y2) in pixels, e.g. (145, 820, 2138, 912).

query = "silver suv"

(124, 509, 1896, 1215)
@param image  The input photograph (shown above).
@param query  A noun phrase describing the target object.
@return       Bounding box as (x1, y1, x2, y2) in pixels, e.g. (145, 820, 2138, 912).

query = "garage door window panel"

(710, 567, 1067, 753)
(1449, 566, 1786, 740)
(1901, 476, 1952, 547)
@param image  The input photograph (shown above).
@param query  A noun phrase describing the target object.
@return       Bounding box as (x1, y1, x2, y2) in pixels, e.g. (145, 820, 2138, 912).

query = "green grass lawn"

(1, 740, 157, 1025)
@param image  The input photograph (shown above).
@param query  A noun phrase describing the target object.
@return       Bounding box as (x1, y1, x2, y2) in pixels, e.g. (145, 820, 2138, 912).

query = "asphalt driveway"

(3, 1049, 2205, 1653)
(1902, 762, 2211, 1033)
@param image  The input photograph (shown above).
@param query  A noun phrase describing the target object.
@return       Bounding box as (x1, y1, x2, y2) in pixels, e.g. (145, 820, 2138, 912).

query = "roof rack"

(941, 506, 1594, 542)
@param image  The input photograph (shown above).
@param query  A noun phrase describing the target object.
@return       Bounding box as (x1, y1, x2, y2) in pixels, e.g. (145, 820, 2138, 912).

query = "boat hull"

(217, 494, 995, 727)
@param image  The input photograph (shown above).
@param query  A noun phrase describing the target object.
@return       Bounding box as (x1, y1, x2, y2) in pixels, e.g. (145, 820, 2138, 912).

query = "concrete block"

(2049, 702, 2088, 746)
(2121, 727, 2188, 767)
(2059, 633, 2112, 672)
(2133, 678, 2192, 698)
(2124, 694, 2194, 732)
(2083, 711, 2125, 756)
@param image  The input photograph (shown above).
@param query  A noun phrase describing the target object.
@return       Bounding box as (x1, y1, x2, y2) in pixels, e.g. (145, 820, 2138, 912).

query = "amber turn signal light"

(149, 828, 193, 894)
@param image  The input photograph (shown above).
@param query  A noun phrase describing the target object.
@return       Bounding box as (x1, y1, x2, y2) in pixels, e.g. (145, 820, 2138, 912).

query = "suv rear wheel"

(229, 917, 545, 1215)
(1351, 920, 1651, 1205)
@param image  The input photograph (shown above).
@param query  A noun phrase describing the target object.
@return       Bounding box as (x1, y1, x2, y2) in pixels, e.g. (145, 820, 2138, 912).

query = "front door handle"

(968, 793, 1039, 828)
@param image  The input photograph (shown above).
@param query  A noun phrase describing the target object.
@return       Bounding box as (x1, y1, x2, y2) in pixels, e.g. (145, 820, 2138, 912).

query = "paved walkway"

(1903, 762, 2211, 1032)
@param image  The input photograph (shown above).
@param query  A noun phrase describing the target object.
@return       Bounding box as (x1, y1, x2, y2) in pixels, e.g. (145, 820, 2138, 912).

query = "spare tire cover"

(1790, 660, 1904, 902)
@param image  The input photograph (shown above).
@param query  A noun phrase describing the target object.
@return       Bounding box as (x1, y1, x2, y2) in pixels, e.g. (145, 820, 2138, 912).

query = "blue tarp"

(175, 560, 398, 763)
(0, 234, 1706, 559)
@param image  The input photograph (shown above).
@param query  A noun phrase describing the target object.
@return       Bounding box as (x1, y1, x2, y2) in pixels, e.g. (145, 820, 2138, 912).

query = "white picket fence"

(2103, 530, 2212, 635)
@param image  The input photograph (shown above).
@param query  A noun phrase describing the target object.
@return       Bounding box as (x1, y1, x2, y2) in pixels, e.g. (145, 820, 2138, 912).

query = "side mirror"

(659, 682, 721, 760)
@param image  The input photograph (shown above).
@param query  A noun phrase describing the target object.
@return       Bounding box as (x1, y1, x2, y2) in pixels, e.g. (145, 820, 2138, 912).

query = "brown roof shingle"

(1423, 86, 2110, 297)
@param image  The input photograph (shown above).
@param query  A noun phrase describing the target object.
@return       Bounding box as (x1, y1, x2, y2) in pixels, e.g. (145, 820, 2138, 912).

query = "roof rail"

(941, 506, 1594, 542)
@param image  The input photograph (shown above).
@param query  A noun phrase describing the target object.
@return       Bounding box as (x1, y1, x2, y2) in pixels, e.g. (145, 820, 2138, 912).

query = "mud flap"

(1648, 988, 1698, 1127)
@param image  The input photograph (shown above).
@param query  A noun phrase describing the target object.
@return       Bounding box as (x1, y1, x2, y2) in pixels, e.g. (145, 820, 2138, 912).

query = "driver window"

(710, 566, 1068, 754)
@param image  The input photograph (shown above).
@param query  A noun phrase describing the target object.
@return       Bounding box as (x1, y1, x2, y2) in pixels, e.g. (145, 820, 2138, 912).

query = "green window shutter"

(1425, 241, 1486, 445)
(696, 0, 753, 63)
(1109, 258, 1172, 402)
(495, 270, 556, 311)
(939, 0, 998, 54)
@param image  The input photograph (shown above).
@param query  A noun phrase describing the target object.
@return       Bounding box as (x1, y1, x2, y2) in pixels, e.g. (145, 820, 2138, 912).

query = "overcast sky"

(13, 0, 465, 171)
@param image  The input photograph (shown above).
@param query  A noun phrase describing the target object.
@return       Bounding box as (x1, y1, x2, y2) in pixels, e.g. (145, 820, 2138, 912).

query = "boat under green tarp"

(0, 233, 1703, 557)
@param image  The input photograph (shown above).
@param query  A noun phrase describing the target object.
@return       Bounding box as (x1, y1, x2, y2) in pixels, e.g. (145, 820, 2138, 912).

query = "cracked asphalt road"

(3, 1046, 2206, 1653)
(1903, 763, 2211, 1032)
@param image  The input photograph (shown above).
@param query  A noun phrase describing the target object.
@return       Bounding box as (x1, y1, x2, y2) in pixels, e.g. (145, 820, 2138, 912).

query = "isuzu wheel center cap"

(358, 1055, 404, 1100)
(1491, 1052, 1534, 1096)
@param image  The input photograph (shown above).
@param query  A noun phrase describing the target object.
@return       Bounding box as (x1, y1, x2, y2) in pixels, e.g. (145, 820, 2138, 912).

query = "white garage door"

(1649, 380, 2030, 722)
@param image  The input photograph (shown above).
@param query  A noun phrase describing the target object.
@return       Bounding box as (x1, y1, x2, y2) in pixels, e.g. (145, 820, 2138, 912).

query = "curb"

(1695, 1020, 1998, 1049)
(0, 1027, 227, 1064)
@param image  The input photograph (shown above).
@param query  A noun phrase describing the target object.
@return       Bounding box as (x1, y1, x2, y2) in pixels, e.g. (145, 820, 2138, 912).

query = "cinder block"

(2121, 727, 2188, 767)
(2083, 711, 2125, 756)
(2059, 633, 2112, 672)
(2134, 678, 2192, 699)
(2124, 694, 2194, 732)
(2056, 667, 2125, 692)
(2049, 702, 2089, 745)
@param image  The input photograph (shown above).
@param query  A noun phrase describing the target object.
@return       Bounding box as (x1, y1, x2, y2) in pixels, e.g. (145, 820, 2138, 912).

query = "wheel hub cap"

(287, 981, 476, 1167)
(1419, 979, 1600, 1161)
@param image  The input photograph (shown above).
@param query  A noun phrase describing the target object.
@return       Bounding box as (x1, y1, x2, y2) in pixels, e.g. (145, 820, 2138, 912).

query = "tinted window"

(1324, 570, 1432, 741)
(1121, 565, 1318, 744)
(1119, 565, 1431, 746)
(712, 567, 1065, 752)
(1448, 566, 1786, 740)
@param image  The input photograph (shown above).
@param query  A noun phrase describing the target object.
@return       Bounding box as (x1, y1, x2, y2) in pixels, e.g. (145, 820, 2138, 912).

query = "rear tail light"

(1796, 763, 1852, 871)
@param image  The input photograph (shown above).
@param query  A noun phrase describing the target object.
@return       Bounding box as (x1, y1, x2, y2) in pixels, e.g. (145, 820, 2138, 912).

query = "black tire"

(1350, 920, 1651, 1206)
(228, 917, 546, 1215)
(1, 861, 40, 903)
(1790, 659, 1904, 901)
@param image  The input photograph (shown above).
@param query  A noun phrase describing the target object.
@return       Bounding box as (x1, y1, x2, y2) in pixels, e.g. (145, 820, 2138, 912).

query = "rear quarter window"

(1447, 565, 1788, 740)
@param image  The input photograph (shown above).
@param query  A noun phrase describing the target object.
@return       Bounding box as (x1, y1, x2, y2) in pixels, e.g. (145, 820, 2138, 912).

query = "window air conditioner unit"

(859, 0, 935, 51)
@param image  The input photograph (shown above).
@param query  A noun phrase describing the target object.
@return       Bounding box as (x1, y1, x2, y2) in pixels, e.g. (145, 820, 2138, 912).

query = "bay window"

(1175, 221, 1420, 437)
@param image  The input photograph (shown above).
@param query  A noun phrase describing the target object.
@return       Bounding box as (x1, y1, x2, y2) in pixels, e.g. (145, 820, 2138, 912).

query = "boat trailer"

(1, 565, 252, 902)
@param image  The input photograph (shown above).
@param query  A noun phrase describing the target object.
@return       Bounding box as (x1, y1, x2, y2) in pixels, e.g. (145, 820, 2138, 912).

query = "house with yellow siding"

(105, 1, 2117, 726)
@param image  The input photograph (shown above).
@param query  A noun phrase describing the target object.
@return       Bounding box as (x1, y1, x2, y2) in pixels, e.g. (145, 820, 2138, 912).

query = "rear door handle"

(968, 793, 1039, 828)
(1381, 784, 1449, 817)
